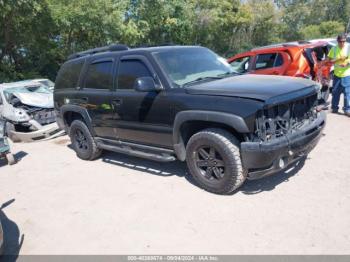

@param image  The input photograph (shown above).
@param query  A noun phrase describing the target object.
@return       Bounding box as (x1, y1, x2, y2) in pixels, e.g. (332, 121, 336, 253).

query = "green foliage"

(301, 21, 345, 39)
(0, 0, 350, 82)
(275, 0, 349, 40)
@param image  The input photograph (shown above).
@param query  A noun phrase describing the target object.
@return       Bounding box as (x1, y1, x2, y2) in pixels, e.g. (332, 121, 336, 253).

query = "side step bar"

(95, 138, 176, 162)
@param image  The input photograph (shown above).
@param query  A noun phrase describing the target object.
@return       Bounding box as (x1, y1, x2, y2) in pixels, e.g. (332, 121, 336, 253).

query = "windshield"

(3, 84, 51, 102)
(153, 47, 235, 87)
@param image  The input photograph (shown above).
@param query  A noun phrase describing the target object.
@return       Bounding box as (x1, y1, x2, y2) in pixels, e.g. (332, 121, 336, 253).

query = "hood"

(185, 74, 317, 105)
(12, 92, 54, 108)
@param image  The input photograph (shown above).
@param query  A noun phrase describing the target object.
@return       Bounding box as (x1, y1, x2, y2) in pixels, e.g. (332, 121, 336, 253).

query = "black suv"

(54, 44, 326, 194)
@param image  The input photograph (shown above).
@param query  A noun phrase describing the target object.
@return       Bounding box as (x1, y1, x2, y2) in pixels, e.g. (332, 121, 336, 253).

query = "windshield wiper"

(182, 76, 222, 87)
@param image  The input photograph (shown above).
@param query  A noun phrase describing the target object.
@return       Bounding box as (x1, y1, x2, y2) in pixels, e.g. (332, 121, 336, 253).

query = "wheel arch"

(60, 105, 95, 136)
(173, 111, 250, 161)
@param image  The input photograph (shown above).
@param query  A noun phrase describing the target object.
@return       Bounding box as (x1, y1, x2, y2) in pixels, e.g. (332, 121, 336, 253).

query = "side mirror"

(134, 77, 162, 92)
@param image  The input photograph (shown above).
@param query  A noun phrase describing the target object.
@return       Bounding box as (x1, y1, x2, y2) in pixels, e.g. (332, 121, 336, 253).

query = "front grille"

(255, 93, 318, 142)
(31, 109, 56, 125)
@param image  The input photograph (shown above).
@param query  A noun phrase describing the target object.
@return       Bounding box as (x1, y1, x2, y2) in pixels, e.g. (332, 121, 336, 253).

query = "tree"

(275, 0, 350, 41)
(1, 0, 349, 82)
(301, 21, 345, 39)
(127, 0, 195, 45)
(0, 0, 57, 81)
(47, 0, 140, 54)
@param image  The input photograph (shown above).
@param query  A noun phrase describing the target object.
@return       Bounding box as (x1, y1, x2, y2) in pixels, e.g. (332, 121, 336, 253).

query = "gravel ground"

(0, 110, 349, 255)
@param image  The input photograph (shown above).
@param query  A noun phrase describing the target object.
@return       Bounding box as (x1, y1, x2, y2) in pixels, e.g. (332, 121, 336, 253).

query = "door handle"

(81, 97, 88, 102)
(112, 98, 123, 106)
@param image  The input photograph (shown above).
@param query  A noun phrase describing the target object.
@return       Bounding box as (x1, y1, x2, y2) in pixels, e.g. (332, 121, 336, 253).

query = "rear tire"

(69, 120, 102, 160)
(186, 128, 247, 195)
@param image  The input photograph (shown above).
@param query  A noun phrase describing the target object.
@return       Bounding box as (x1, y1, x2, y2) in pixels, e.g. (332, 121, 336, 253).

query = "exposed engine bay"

(0, 81, 63, 142)
(254, 93, 319, 142)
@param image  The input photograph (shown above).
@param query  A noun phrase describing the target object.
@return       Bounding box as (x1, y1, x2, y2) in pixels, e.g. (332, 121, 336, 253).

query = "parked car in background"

(54, 44, 326, 194)
(227, 41, 333, 102)
(0, 80, 61, 142)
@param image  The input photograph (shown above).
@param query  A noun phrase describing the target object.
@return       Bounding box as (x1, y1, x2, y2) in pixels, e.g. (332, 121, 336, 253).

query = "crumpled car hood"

(12, 92, 53, 108)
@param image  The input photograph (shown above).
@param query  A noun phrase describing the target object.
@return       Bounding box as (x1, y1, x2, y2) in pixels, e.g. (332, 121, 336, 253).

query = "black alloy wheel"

(195, 146, 226, 181)
(74, 129, 89, 152)
(69, 120, 102, 160)
(186, 128, 247, 194)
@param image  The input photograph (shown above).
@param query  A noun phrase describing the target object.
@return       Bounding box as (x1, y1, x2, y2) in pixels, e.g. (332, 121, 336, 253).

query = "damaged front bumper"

(9, 121, 63, 142)
(241, 111, 326, 180)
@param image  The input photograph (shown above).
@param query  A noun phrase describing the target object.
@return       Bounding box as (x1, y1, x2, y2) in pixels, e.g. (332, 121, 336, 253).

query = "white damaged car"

(0, 80, 62, 142)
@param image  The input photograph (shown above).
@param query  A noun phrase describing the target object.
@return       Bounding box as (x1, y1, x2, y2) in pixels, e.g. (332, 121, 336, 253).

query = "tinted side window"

(255, 53, 280, 70)
(84, 61, 113, 90)
(55, 59, 84, 89)
(117, 60, 152, 90)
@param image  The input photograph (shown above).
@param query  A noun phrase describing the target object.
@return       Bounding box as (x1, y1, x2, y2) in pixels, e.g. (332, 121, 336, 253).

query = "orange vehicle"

(227, 41, 333, 101)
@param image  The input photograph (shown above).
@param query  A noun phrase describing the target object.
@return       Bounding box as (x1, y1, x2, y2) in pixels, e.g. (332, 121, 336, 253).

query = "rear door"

(78, 57, 116, 139)
(251, 52, 290, 75)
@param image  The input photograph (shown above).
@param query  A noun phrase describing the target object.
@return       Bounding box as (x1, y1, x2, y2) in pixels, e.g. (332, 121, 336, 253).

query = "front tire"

(69, 120, 102, 160)
(186, 128, 247, 195)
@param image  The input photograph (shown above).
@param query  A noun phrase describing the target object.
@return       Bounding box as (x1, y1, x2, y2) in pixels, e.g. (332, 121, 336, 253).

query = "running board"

(95, 138, 176, 162)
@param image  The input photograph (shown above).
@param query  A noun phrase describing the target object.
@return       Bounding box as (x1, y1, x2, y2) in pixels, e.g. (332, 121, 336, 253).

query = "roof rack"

(67, 44, 129, 60)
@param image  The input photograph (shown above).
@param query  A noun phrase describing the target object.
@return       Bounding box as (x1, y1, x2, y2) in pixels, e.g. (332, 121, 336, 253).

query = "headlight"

(14, 108, 31, 121)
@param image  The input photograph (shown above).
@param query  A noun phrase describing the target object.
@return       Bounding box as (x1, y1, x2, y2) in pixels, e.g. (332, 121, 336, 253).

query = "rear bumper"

(241, 111, 326, 180)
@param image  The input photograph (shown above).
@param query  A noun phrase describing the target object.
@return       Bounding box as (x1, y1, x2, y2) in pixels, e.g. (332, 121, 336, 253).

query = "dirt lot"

(1, 110, 350, 255)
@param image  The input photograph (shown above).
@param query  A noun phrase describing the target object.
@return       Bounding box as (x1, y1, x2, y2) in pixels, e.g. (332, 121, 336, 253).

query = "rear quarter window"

(55, 59, 85, 90)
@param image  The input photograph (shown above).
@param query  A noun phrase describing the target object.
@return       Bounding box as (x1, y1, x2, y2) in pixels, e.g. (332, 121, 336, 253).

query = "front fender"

(173, 110, 250, 161)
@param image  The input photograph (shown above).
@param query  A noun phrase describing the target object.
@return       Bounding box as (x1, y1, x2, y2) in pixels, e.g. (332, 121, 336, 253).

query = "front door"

(111, 56, 173, 148)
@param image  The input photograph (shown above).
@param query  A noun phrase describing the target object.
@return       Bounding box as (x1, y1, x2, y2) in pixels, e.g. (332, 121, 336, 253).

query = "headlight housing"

(14, 108, 31, 121)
